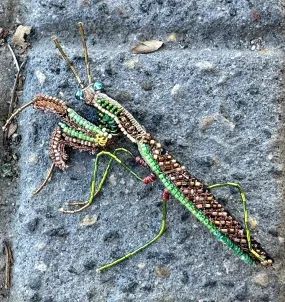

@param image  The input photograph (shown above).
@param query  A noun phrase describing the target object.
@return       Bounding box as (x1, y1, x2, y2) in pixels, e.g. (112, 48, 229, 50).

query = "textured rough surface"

(0, 0, 22, 300)
(0, 0, 284, 301)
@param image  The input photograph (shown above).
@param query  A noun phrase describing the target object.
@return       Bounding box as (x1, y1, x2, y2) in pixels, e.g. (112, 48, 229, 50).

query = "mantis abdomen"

(138, 137, 273, 266)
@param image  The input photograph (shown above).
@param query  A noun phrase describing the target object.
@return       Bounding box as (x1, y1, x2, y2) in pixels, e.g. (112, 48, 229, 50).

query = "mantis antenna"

(52, 35, 85, 89)
(78, 22, 92, 85)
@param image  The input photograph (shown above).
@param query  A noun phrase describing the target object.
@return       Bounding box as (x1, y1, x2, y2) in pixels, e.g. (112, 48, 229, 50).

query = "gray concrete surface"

(0, 0, 284, 301)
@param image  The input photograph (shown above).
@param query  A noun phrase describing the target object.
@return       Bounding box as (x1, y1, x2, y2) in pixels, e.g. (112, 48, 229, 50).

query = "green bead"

(94, 81, 104, 91)
(75, 90, 84, 100)
(172, 187, 179, 195)
(162, 178, 168, 185)
(103, 116, 110, 122)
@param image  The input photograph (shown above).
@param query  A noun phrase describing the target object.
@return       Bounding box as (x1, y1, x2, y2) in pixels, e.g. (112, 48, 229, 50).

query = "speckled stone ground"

(1, 1, 285, 302)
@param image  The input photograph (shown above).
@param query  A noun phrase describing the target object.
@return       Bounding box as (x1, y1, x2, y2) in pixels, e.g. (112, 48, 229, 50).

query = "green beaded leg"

(208, 182, 264, 262)
(97, 198, 167, 272)
(60, 148, 144, 214)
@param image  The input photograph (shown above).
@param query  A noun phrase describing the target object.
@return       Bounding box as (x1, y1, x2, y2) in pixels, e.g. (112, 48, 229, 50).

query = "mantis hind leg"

(208, 182, 264, 262)
(61, 148, 168, 270)
(33, 163, 56, 195)
(60, 148, 144, 214)
(97, 196, 168, 272)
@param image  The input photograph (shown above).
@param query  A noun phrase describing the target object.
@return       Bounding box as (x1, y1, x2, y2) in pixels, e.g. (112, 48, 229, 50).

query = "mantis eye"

(75, 90, 84, 100)
(93, 81, 104, 91)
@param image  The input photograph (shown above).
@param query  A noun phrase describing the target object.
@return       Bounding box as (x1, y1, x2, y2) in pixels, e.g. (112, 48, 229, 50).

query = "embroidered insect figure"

(3, 23, 273, 271)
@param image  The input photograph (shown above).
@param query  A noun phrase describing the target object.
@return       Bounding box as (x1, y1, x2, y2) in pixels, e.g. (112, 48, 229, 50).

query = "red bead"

(136, 156, 149, 168)
(143, 173, 156, 184)
(162, 189, 170, 201)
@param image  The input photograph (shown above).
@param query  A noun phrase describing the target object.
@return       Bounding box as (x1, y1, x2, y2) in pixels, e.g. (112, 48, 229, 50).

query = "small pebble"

(195, 61, 216, 71)
(28, 153, 39, 164)
(167, 33, 177, 42)
(154, 265, 171, 278)
(201, 116, 216, 131)
(35, 242, 47, 251)
(109, 173, 117, 185)
(35, 70, 46, 85)
(80, 214, 98, 226)
(35, 261, 48, 273)
(124, 57, 139, 69)
(171, 84, 186, 101)
(253, 272, 269, 287)
(171, 84, 181, 97)
(248, 217, 258, 230)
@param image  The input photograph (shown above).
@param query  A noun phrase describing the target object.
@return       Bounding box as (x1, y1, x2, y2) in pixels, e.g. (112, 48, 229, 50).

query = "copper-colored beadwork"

(144, 135, 271, 263)
(33, 94, 68, 116)
(48, 126, 68, 169)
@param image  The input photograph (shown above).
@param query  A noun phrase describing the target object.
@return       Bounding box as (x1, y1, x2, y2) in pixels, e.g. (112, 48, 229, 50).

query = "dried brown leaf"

(132, 40, 163, 54)
(12, 25, 32, 49)
(7, 123, 17, 138)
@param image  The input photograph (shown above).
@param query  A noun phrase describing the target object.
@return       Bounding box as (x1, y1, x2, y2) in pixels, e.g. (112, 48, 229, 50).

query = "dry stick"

(9, 60, 26, 116)
(7, 44, 26, 117)
(4, 44, 26, 147)
(3, 240, 13, 289)
(7, 44, 19, 72)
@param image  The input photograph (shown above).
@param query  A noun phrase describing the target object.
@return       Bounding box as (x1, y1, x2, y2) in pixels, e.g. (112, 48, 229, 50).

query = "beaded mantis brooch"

(3, 23, 273, 271)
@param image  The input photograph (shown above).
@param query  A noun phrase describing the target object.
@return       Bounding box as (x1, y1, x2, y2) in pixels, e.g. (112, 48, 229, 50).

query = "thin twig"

(9, 60, 26, 116)
(3, 240, 13, 289)
(7, 44, 19, 72)
(3, 44, 26, 147)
